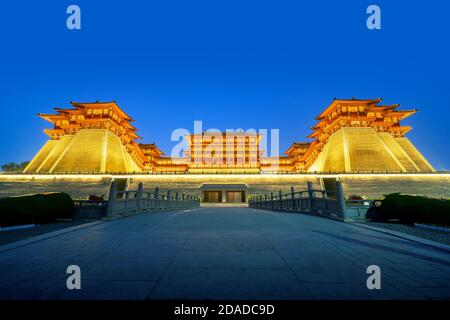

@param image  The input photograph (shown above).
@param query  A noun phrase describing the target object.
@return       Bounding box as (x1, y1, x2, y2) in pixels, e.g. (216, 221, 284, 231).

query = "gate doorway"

(226, 191, 245, 203)
(200, 184, 248, 206)
(203, 191, 222, 203)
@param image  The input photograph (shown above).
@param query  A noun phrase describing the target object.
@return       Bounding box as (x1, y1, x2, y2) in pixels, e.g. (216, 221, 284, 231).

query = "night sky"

(0, 0, 449, 170)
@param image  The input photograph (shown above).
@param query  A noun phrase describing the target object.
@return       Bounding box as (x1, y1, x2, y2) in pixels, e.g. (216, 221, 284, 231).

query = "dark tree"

(1, 161, 30, 172)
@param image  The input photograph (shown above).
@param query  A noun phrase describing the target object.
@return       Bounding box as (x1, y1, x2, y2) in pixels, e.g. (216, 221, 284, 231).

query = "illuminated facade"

(185, 132, 262, 174)
(24, 102, 145, 174)
(305, 98, 435, 172)
(24, 98, 435, 174)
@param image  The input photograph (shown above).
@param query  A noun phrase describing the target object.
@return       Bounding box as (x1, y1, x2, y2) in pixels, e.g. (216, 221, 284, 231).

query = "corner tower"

(24, 101, 146, 173)
(304, 98, 435, 173)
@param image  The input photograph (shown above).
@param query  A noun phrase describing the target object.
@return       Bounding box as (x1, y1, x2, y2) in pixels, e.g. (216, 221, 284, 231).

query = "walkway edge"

(0, 221, 104, 253)
(351, 223, 450, 253)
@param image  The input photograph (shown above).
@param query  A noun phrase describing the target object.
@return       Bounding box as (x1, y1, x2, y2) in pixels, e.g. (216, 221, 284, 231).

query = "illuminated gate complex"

(24, 98, 435, 174)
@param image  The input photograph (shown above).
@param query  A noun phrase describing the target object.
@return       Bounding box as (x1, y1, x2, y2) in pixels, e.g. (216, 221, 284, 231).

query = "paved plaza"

(0, 207, 449, 300)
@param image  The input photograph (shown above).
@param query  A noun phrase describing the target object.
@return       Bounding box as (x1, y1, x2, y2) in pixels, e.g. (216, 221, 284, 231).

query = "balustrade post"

(154, 187, 160, 209)
(270, 192, 274, 209)
(335, 179, 347, 218)
(167, 190, 171, 209)
(279, 190, 283, 210)
(182, 193, 185, 208)
(137, 182, 143, 210)
(106, 180, 117, 218)
(307, 181, 314, 211)
(291, 186, 296, 210)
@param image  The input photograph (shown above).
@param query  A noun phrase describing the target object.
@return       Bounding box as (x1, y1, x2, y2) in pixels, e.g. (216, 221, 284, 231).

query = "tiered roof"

(308, 98, 416, 139)
(139, 143, 165, 156)
(298, 98, 417, 169)
(39, 101, 147, 169)
(39, 101, 140, 140)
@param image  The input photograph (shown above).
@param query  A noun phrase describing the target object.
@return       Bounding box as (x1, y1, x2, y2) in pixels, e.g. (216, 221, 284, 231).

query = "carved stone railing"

(74, 181, 200, 219)
(248, 180, 370, 221)
(105, 182, 200, 218)
(73, 200, 108, 219)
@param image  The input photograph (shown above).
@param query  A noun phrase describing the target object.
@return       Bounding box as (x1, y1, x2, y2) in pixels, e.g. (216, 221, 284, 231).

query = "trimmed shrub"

(377, 193, 450, 226)
(0, 192, 74, 227)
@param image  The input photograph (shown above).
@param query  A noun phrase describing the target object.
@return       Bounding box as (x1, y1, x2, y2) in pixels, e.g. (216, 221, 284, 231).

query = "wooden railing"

(249, 180, 370, 221)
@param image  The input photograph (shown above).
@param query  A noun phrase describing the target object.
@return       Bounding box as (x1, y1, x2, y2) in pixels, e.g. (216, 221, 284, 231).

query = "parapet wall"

(0, 174, 448, 200)
(0, 175, 111, 199)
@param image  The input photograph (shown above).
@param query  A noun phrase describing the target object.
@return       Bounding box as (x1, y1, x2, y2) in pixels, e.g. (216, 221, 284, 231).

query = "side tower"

(304, 98, 435, 173)
(24, 101, 146, 173)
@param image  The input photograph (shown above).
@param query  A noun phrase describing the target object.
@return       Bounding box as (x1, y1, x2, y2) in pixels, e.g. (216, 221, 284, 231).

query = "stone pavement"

(0, 207, 449, 300)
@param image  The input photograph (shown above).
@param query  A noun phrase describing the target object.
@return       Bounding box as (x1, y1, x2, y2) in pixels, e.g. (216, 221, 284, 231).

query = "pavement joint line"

(146, 219, 197, 300)
(350, 223, 450, 253)
(255, 214, 315, 299)
(251, 207, 348, 223)
(0, 221, 104, 253)
(264, 209, 450, 253)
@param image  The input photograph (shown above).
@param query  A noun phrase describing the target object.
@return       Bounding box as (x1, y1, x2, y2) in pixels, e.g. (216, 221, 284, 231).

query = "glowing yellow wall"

(396, 137, 435, 172)
(308, 127, 435, 173)
(36, 135, 75, 173)
(0, 174, 448, 200)
(24, 140, 58, 173)
(346, 127, 402, 172)
(321, 129, 346, 172)
(25, 129, 142, 173)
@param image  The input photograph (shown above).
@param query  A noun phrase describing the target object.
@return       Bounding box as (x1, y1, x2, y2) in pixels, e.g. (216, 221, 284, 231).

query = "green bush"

(0, 192, 74, 227)
(378, 193, 450, 226)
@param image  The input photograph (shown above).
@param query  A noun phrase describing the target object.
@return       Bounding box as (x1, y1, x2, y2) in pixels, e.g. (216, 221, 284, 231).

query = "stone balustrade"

(248, 180, 370, 221)
(104, 181, 200, 218)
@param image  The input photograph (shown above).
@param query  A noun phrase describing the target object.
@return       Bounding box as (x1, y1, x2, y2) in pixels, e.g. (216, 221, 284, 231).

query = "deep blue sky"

(0, 0, 449, 170)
